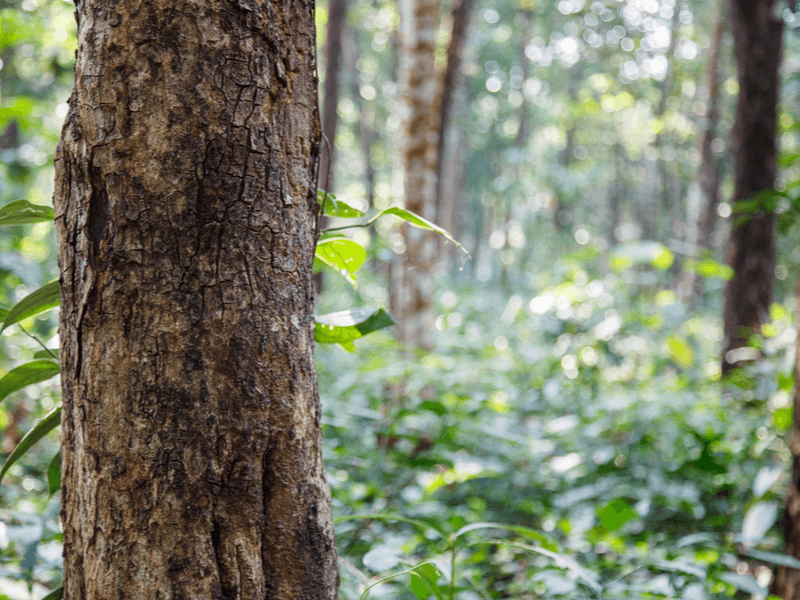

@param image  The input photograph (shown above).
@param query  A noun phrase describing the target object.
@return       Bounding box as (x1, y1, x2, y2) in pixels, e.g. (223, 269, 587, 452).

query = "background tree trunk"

(721, 0, 782, 374)
(679, 0, 726, 305)
(775, 279, 800, 598)
(54, 1, 339, 598)
(435, 0, 474, 220)
(320, 0, 348, 193)
(394, 0, 441, 350)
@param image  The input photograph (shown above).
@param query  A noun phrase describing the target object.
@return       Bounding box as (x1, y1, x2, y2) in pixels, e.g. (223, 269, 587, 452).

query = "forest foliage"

(2, 0, 800, 598)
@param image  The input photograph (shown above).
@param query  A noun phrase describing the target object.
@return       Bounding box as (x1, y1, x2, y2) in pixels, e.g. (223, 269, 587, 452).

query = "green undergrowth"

(315, 260, 795, 600)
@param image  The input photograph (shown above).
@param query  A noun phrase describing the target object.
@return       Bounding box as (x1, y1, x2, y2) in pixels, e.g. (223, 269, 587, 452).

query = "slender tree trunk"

(435, 0, 474, 220)
(680, 0, 726, 305)
(776, 277, 800, 598)
(394, 0, 441, 350)
(696, 1, 726, 252)
(344, 24, 376, 209)
(54, 1, 339, 598)
(315, 0, 347, 295)
(319, 0, 347, 193)
(721, 0, 782, 374)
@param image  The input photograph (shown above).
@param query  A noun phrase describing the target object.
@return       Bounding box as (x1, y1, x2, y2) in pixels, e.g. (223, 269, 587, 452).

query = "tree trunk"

(435, 0, 474, 220)
(679, 0, 726, 305)
(394, 0, 441, 350)
(654, 0, 681, 242)
(315, 0, 347, 295)
(695, 1, 726, 253)
(775, 279, 800, 598)
(54, 2, 339, 598)
(721, 0, 782, 375)
(319, 0, 347, 193)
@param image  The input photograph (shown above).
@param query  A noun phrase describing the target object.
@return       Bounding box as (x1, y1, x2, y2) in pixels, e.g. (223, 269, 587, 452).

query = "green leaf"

(315, 308, 395, 351)
(598, 499, 637, 532)
(452, 522, 557, 552)
(419, 401, 446, 416)
(0, 405, 61, 483)
(744, 549, 800, 570)
(41, 588, 63, 600)
(317, 190, 365, 218)
(741, 501, 779, 545)
(358, 561, 442, 600)
(0, 200, 54, 226)
(682, 257, 734, 280)
(0, 360, 60, 405)
(667, 336, 694, 368)
(48, 451, 61, 496)
(1, 280, 61, 333)
(610, 241, 673, 271)
(719, 573, 767, 598)
(409, 563, 443, 600)
(334, 513, 447, 539)
(468, 541, 602, 595)
(33, 348, 59, 360)
(372, 207, 469, 255)
(314, 237, 366, 285)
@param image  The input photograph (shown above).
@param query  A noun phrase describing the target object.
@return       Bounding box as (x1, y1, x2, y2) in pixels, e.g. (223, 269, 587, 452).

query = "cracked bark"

(54, 1, 338, 598)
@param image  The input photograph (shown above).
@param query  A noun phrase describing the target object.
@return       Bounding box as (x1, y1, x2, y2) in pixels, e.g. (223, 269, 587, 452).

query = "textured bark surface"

(394, 0, 441, 350)
(54, 1, 339, 598)
(721, 0, 782, 374)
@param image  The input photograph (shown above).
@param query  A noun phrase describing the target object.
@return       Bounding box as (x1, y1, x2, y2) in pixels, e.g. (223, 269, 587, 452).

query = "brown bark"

(394, 0, 441, 350)
(54, 1, 338, 598)
(721, 0, 782, 375)
(319, 0, 347, 192)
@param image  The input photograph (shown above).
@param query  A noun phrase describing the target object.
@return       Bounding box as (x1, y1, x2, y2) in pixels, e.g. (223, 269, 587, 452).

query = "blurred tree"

(679, 0, 727, 305)
(53, 0, 338, 597)
(436, 0, 476, 217)
(394, 0, 442, 349)
(320, 0, 348, 193)
(721, 0, 784, 374)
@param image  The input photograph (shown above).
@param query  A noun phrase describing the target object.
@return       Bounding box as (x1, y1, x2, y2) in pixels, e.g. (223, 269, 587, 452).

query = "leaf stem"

(18, 324, 57, 359)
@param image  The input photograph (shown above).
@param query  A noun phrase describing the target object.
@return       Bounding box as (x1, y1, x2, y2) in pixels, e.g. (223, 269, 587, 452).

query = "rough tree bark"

(721, 0, 783, 375)
(394, 0, 441, 350)
(53, 1, 339, 598)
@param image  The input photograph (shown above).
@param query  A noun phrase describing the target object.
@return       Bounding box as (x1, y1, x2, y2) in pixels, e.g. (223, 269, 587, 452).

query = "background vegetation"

(2, 0, 800, 598)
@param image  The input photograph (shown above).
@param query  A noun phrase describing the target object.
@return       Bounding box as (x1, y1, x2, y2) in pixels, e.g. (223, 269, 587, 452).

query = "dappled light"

(3, 0, 800, 598)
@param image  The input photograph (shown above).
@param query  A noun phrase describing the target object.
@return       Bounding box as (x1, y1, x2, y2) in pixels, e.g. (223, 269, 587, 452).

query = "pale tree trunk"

(54, 1, 339, 598)
(435, 0, 475, 220)
(721, 0, 782, 375)
(395, 0, 441, 350)
(344, 24, 376, 209)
